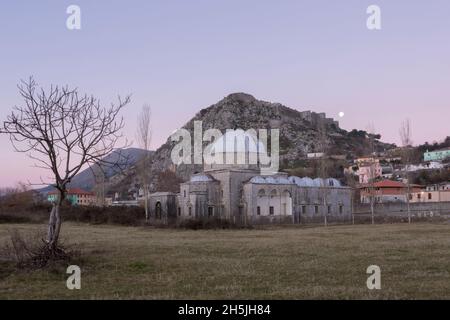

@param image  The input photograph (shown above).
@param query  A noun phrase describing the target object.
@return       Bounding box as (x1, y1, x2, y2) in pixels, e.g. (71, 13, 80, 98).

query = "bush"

(0, 214, 32, 224)
(0, 200, 146, 226)
(63, 205, 145, 226)
(0, 228, 78, 269)
(176, 218, 252, 230)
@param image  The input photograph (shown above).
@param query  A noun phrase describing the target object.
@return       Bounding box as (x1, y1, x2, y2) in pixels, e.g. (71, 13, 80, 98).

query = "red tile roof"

(48, 188, 94, 196)
(360, 180, 423, 189)
(373, 180, 405, 188)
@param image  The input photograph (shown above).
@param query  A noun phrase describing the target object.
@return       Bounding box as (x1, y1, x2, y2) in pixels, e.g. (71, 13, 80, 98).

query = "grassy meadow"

(0, 222, 449, 299)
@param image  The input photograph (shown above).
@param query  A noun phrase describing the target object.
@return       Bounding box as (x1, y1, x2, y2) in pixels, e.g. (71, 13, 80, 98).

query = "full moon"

(338, 112, 345, 118)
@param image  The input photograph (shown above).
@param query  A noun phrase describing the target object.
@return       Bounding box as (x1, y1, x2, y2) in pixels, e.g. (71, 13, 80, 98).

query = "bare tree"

(399, 119, 413, 223)
(136, 104, 152, 220)
(1, 77, 130, 252)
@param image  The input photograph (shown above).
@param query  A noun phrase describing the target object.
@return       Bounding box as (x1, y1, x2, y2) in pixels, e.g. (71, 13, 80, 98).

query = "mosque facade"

(149, 130, 353, 225)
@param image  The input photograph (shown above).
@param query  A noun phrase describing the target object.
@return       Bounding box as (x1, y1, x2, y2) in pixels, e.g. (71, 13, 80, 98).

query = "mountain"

(40, 148, 152, 194)
(126, 92, 395, 190)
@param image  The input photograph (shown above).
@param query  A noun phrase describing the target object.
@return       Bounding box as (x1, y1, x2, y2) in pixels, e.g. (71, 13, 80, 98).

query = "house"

(360, 180, 423, 204)
(149, 130, 352, 225)
(47, 188, 96, 206)
(424, 148, 450, 162)
(410, 182, 450, 203)
(355, 158, 382, 184)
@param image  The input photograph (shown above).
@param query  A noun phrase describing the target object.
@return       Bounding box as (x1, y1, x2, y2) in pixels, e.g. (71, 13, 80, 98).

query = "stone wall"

(354, 201, 450, 216)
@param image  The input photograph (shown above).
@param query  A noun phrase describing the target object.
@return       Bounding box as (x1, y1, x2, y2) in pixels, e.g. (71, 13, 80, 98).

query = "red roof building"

(47, 188, 95, 206)
(360, 180, 423, 203)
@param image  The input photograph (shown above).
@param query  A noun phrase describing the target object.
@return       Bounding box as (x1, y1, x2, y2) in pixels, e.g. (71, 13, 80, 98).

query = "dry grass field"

(0, 222, 449, 299)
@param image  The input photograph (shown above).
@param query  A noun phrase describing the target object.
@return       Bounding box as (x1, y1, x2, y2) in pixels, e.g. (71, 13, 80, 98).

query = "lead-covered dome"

(208, 129, 267, 155)
(190, 174, 215, 182)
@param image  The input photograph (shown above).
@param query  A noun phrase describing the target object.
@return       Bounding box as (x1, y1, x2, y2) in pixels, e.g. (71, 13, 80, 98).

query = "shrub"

(176, 218, 252, 230)
(0, 228, 77, 269)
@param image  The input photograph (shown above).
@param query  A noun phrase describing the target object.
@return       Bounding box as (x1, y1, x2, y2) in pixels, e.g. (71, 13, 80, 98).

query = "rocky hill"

(136, 92, 395, 190)
(40, 94, 396, 196)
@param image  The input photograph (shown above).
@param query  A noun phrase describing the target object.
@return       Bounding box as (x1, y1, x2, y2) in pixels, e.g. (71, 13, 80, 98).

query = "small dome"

(300, 177, 315, 187)
(288, 176, 343, 187)
(190, 174, 214, 182)
(313, 178, 324, 187)
(249, 176, 266, 184)
(250, 175, 293, 185)
(325, 178, 342, 187)
(275, 176, 292, 184)
(265, 177, 277, 184)
(288, 176, 315, 187)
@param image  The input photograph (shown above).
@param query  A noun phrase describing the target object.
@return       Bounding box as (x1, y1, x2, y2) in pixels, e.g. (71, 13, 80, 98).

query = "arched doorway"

(155, 201, 162, 219)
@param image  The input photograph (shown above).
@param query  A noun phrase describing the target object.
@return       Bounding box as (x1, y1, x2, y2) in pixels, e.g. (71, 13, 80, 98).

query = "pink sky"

(1, 0, 449, 187)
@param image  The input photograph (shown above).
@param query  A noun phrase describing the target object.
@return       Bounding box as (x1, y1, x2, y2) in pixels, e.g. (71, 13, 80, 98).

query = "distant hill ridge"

(145, 92, 395, 183)
(43, 93, 395, 194)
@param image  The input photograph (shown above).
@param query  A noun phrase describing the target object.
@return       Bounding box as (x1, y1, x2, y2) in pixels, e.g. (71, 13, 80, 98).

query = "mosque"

(149, 130, 352, 225)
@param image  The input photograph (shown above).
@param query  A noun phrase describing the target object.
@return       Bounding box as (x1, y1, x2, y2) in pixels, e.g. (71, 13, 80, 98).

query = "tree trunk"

(370, 198, 375, 225)
(47, 190, 64, 249)
(406, 183, 411, 224)
(144, 185, 149, 220)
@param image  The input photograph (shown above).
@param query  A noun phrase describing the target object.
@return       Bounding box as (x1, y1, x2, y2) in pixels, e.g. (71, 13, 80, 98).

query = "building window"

(339, 205, 343, 214)
(417, 194, 421, 199)
(178, 207, 181, 216)
(208, 206, 214, 217)
(302, 205, 306, 214)
(257, 206, 261, 215)
(327, 205, 331, 214)
(408, 194, 412, 200)
(183, 190, 186, 197)
(269, 206, 274, 215)
(188, 207, 192, 216)
(428, 193, 432, 200)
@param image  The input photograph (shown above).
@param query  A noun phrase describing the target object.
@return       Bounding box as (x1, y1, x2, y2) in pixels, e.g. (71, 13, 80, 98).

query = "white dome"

(313, 178, 324, 187)
(300, 177, 315, 187)
(325, 178, 342, 187)
(288, 176, 343, 187)
(265, 177, 277, 184)
(289, 176, 316, 187)
(275, 176, 292, 184)
(249, 175, 293, 185)
(249, 176, 266, 184)
(190, 174, 214, 182)
(209, 129, 266, 154)
(288, 176, 302, 185)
